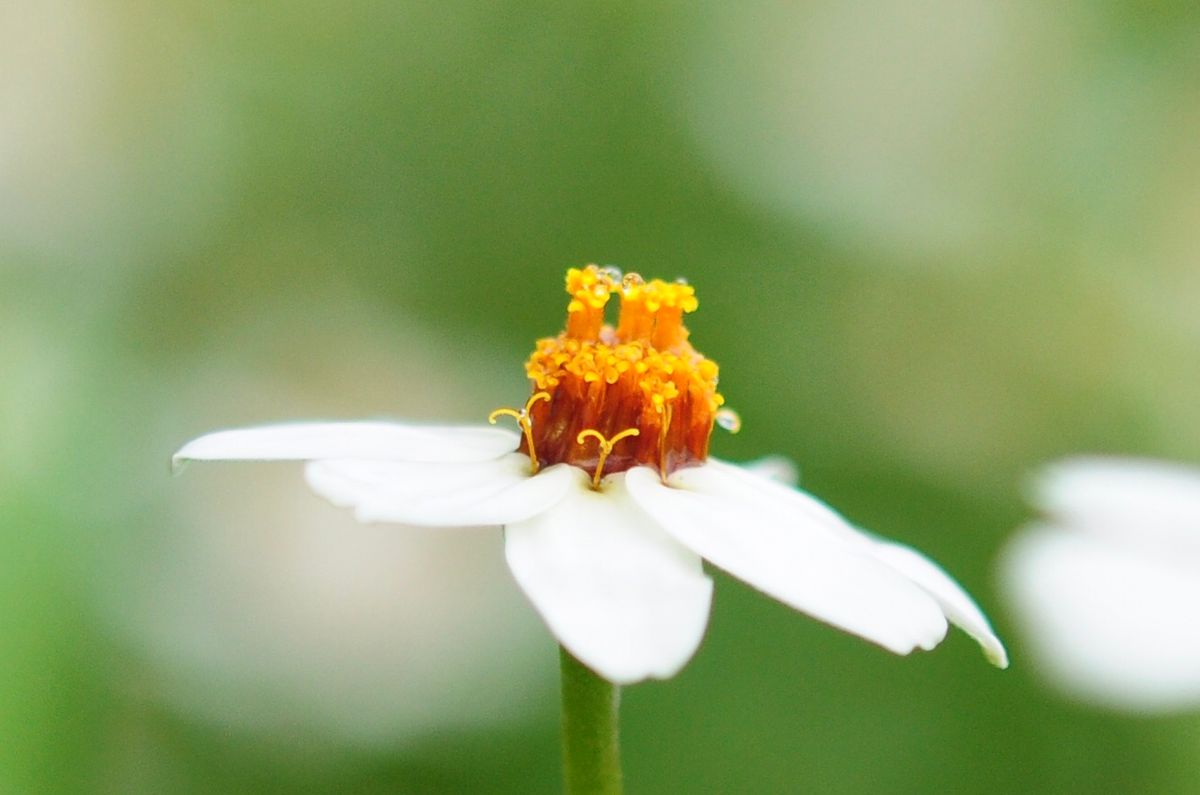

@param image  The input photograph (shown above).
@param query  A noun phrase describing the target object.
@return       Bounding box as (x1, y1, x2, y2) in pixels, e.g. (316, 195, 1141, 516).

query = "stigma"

(495, 265, 729, 486)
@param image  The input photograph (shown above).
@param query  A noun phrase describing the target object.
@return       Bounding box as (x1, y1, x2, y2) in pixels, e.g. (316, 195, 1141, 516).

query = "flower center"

(494, 265, 734, 485)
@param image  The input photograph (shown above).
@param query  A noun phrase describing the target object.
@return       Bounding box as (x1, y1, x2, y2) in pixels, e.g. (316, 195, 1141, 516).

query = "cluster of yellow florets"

(525, 338, 634, 389)
(510, 265, 727, 479)
(617, 274, 699, 314)
(525, 266, 722, 416)
(525, 338, 722, 413)
(565, 266, 615, 313)
(563, 266, 698, 317)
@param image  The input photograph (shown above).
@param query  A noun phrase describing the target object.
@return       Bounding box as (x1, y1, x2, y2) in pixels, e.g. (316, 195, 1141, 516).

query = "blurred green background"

(5, 1, 1200, 792)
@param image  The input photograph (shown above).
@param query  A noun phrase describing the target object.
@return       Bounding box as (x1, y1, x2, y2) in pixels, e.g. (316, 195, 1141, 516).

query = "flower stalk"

(559, 646, 623, 795)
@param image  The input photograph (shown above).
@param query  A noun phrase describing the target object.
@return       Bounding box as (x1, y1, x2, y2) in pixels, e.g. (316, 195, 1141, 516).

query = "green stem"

(559, 646, 623, 795)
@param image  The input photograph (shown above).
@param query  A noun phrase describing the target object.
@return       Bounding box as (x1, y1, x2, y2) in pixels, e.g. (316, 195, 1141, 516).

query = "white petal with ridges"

(625, 464, 949, 657)
(504, 474, 713, 685)
(304, 454, 575, 527)
(691, 459, 865, 543)
(866, 539, 1008, 667)
(686, 459, 1004, 664)
(173, 422, 519, 468)
(1002, 525, 1200, 712)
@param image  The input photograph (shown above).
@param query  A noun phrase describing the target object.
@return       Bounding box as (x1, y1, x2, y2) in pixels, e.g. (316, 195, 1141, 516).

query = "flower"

(175, 265, 1007, 684)
(1001, 457, 1200, 712)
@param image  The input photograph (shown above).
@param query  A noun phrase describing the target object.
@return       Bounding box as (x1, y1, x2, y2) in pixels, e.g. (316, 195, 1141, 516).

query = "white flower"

(175, 266, 1006, 684)
(1002, 457, 1200, 712)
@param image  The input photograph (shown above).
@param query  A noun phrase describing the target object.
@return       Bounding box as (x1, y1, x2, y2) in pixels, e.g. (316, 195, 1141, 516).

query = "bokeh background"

(5, 1, 1200, 792)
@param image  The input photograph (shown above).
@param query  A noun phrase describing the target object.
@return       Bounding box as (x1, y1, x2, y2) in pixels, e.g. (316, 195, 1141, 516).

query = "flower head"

(175, 265, 1006, 683)
(519, 267, 720, 481)
(1002, 457, 1200, 712)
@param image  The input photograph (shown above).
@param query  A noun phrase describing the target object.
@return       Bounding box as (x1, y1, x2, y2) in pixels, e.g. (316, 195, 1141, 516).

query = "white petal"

(1001, 525, 1200, 712)
(304, 454, 576, 527)
(504, 474, 713, 685)
(625, 464, 949, 657)
(693, 460, 1004, 664)
(866, 539, 1008, 668)
(1035, 457, 1200, 551)
(700, 458, 863, 543)
(173, 422, 519, 467)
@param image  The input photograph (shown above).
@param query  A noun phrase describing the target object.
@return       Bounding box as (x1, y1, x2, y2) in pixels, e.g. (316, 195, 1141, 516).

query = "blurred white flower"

(176, 267, 1006, 685)
(1002, 457, 1200, 712)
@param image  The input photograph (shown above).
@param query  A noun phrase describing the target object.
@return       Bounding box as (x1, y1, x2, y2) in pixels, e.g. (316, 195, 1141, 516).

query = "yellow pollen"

(488, 391, 552, 473)
(576, 427, 641, 489)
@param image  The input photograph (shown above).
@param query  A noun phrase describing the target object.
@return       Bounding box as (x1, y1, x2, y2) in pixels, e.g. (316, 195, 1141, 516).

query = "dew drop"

(715, 408, 742, 434)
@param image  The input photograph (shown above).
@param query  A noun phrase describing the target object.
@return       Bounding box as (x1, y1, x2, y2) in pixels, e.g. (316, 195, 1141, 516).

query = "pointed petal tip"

(885, 631, 1008, 670)
(962, 615, 1009, 669)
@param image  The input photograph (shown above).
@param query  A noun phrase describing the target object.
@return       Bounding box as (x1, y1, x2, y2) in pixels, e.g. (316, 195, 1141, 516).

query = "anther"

(576, 427, 641, 489)
(489, 391, 552, 474)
